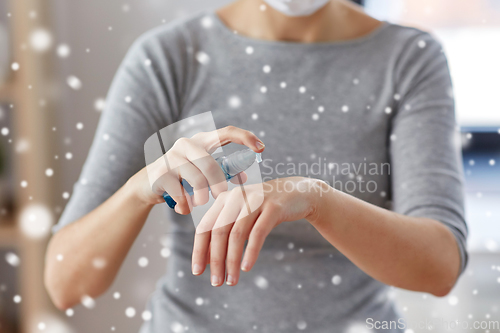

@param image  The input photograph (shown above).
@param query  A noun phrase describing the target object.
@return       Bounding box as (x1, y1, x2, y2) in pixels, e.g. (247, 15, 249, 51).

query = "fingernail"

(211, 275, 220, 286)
(241, 261, 250, 272)
(256, 140, 265, 149)
(192, 264, 202, 275)
(226, 274, 235, 285)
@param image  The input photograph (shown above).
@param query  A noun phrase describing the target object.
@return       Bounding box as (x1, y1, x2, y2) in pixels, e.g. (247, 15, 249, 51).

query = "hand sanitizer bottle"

(163, 148, 262, 209)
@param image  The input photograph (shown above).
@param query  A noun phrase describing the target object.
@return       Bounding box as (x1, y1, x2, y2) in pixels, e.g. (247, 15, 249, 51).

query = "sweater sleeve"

(52, 27, 187, 233)
(389, 32, 468, 275)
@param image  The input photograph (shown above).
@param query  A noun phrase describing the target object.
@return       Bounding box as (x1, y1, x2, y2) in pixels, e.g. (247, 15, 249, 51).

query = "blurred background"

(0, 0, 499, 332)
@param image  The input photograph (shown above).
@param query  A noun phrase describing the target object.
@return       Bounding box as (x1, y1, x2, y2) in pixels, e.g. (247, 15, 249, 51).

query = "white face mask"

(262, 0, 331, 17)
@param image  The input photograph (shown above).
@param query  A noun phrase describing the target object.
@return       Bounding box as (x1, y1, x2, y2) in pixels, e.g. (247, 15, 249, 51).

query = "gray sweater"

(54, 10, 468, 333)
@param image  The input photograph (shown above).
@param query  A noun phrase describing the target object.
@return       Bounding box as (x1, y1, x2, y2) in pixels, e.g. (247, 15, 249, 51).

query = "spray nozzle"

(217, 148, 262, 178)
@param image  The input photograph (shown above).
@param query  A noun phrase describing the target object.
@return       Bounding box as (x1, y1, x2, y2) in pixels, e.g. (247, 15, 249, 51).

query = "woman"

(44, 0, 468, 332)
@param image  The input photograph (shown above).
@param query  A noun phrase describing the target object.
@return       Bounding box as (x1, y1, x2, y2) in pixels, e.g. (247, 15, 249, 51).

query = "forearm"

(44, 177, 154, 310)
(307, 182, 460, 296)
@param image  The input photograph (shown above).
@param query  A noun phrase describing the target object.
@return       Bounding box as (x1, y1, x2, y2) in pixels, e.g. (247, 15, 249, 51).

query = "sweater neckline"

(208, 10, 391, 49)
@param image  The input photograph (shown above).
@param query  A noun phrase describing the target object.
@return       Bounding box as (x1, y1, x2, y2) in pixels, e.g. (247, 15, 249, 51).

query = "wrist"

(302, 178, 333, 225)
(124, 171, 161, 209)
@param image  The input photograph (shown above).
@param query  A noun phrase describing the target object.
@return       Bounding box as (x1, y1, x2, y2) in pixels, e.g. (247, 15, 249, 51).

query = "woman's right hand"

(128, 126, 265, 214)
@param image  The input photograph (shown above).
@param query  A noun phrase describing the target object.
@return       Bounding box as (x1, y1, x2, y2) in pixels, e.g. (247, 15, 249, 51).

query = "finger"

(174, 186, 193, 215)
(206, 246, 211, 268)
(177, 161, 209, 207)
(185, 150, 228, 199)
(192, 230, 210, 276)
(241, 208, 277, 272)
(156, 151, 195, 213)
(210, 190, 246, 286)
(192, 196, 224, 275)
(229, 171, 248, 185)
(152, 171, 192, 214)
(216, 126, 265, 153)
(172, 139, 229, 200)
(192, 194, 225, 275)
(196, 192, 226, 234)
(191, 126, 265, 154)
(225, 209, 258, 286)
(210, 222, 232, 287)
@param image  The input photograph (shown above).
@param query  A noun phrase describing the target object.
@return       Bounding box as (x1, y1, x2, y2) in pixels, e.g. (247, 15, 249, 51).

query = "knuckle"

(229, 187, 243, 199)
(195, 225, 211, 235)
(211, 227, 229, 238)
(209, 258, 225, 266)
(242, 130, 255, 140)
(230, 228, 246, 241)
(205, 161, 222, 176)
(191, 131, 206, 141)
(249, 196, 264, 211)
(266, 200, 282, 211)
(174, 137, 188, 147)
(174, 137, 194, 151)
(226, 258, 240, 267)
(220, 125, 236, 138)
(192, 248, 206, 258)
(250, 190, 264, 202)
(192, 174, 207, 189)
(216, 190, 229, 200)
(251, 227, 267, 240)
(165, 149, 179, 162)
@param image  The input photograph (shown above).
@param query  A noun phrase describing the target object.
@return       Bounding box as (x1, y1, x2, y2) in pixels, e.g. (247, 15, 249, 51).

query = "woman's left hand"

(191, 176, 322, 286)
